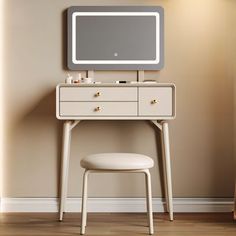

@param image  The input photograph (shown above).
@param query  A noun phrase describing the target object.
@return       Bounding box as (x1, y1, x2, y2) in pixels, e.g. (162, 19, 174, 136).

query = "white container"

(81, 77, 94, 84)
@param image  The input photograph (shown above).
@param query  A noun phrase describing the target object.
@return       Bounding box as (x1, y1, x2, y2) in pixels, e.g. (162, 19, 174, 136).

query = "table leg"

(161, 121, 174, 221)
(161, 131, 170, 213)
(59, 121, 72, 221)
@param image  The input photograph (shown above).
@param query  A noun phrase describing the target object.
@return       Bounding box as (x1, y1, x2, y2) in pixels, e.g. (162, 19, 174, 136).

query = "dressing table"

(58, 5, 175, 224)
(56, 82, 176, 221)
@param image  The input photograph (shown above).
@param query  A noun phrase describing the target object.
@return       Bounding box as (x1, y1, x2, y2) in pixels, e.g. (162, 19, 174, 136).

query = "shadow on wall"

(6, 89, 63, 197)
(23, 90, 57, 118)
(25, 90, 63, 197)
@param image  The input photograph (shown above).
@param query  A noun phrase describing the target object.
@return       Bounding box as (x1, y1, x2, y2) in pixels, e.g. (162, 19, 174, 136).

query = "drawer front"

(60, 87, 137, 101)
(139, 87, 173, 116)
(60, 102, 137, 117)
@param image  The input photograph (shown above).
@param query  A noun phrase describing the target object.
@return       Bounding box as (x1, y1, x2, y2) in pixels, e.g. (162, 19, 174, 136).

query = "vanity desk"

(56, 82, 176, 221)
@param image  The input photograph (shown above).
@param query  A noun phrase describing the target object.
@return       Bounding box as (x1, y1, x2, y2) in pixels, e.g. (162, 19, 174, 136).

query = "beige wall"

(3, 0, 236, 198)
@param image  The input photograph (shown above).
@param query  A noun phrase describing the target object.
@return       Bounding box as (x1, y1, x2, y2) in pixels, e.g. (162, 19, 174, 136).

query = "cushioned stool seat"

(80, 153, 154, 170)
(80, 152, 154, 235)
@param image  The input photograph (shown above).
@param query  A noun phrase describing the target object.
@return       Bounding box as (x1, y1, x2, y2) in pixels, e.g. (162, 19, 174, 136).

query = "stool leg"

(81, 170, 89, 235)
(145, 171, 150, 226)
(144, 169, 154, 235)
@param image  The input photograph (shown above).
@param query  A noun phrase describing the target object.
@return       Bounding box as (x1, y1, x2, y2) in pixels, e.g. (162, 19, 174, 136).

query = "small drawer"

(60, 102, 137, 117)
(59, 87, 137, 102)
(139, 87, 174, 116)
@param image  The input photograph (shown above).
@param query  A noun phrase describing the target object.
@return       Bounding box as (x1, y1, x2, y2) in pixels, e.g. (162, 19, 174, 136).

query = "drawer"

(139, 87, 173, 116)
(60, 102, 137, 117)
(59, 87, 137, 101)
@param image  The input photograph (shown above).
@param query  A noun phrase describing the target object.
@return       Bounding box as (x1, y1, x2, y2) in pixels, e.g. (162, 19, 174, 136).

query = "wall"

(3, 0, 236, 198)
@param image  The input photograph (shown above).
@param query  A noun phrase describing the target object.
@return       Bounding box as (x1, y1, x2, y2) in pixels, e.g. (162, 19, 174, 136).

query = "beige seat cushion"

(80, 153, 154, 170)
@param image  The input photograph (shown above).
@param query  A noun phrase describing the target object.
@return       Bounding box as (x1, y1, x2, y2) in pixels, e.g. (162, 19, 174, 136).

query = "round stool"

(80, 153, 154, 235)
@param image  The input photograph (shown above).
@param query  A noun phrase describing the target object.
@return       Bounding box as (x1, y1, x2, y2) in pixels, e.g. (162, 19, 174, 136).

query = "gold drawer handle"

(94, 106, 101, 112)
(95, 92, 101, 97)
(151, 99, 158, 104)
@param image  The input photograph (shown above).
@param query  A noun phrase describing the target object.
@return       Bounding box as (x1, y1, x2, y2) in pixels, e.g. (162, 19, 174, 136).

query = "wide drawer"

(59, 87, 137, 101)
(139, 87, 173, 116)
(60, 102, 137, 117)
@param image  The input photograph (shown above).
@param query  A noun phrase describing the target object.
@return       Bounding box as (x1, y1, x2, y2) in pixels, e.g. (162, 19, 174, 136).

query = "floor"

(0, 213, 235, 236)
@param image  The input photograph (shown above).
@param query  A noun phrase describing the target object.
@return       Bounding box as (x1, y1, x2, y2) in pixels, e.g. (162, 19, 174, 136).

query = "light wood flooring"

(0, 213, 235, 236)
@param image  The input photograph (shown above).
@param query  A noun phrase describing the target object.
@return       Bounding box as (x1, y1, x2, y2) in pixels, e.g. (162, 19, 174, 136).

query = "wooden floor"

(0, 213, 235, 236)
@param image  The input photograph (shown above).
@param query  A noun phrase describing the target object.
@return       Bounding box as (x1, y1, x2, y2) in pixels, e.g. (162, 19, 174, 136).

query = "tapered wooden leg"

(59, 121, 72, 221)
(81, 170, 89, 235)
(161, 121, 174, 221)
(145, 169, 154, 235)
(161, 125, 169, 213)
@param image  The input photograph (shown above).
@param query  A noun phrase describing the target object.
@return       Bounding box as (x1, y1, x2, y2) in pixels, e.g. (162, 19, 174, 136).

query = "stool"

(80, 153, 154, 235)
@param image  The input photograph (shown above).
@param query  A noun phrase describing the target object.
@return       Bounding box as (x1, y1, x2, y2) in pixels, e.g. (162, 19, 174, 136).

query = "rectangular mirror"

(67, 6, 164, 70)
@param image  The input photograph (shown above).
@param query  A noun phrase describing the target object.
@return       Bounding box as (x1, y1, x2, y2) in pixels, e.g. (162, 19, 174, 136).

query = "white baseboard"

(0, 197, 234, 213)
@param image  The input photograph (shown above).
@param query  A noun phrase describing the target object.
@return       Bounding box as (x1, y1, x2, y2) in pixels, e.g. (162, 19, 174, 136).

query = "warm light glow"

(72, 12, 160, 64)
(0, 0, 5, 212)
